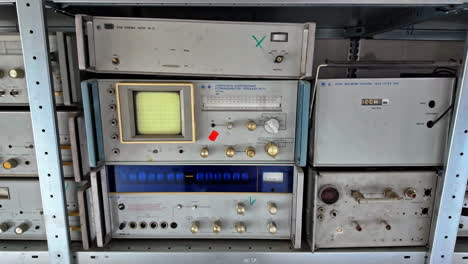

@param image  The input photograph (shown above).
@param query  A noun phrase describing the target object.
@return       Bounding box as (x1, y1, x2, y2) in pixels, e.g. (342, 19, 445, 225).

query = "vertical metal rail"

(16, 1, 72, 264)
(428, 34, 468, 264)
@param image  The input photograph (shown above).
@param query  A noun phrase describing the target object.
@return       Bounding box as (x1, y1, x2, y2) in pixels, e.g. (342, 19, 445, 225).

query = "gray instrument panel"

(309, 170, 437, 249)
(77, 16, 315, 78)
(96, 80, 298, 164)
(106, 165, 303, 248)
(312, 78, 454, 166)
(0, 111, 87, 178)
(0, 178, 81, 240)
(0, 33, 80, 105)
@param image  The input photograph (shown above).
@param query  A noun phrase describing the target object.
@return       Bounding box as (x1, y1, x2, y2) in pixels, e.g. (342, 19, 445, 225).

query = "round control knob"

(246, 121, 257, 131)
(235, 222, 247, 233)
(190, 221, 200, 233)
(0, 223, 10, 233)
(9, 89, 19, 97)
(200, 147, 209, 158)
(236, 202, 246, 215)
(213, 220, 222, 233)
(15, 223, 30, 235)
(8, 68, 24, 79)
(264, 118, 280, 134)
(245, 147, 256, 158)
(264, 142, 279, 158)
(226, 122, 234, 130)
(268, 202, 278, 215)
(225, 147, 236, 158)
(3, 159, 18, 169)
(267, 222, 277, 234)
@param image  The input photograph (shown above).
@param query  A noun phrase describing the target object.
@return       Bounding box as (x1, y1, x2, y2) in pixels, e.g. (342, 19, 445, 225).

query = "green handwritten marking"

(251, 35, 266, 48)
(249, 196, 256, 206)
(65, 183, 69, 190)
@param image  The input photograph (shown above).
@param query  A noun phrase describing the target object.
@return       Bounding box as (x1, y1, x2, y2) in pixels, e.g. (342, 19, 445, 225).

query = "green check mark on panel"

(249, 196, 256, 206)
(252, 35, 266, 48)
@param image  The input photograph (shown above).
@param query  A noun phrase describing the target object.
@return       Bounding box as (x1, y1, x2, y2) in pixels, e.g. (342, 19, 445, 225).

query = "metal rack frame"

(3, 0, 468, 263)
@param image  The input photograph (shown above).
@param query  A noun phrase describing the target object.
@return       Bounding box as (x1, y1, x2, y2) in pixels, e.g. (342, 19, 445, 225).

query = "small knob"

(213, 220, 222, 233)
(200, 147, 209, 158)
(264, 118, 280, 134)
(353, 221, 362, 232)
(268, 202, 278, 215)
(245, 147, 256, 158)
(384, 189, 401, 200)
(404, 188, 417, 199)
(226, 122, 234, 130)
(236, 202, 246, 215)
(381, 220, 391, 230)
(9, 89, 19, 97)
(8, 68, 24, 79)
(225, 147, 236, 158)
(267, 222, 277, 234)
(235, 222, 247, 233)
(246, 121, 257, 131)
(15, 223, 30, 235)
(190, 221, 200, 233)
(0, 223, 10, 233)
(264, 142, 279, 158)
(3, 159, 18, 169)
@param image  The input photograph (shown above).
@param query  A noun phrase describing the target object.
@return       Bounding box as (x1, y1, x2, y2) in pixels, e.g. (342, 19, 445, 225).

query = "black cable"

(428, 104, 454, 128)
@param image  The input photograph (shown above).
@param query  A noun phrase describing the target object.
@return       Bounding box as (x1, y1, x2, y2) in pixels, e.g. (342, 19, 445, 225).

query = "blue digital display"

(108, 165, 294, 193)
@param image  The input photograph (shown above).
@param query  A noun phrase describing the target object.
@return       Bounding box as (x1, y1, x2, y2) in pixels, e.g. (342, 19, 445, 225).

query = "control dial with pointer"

(264, 118, 280, 134)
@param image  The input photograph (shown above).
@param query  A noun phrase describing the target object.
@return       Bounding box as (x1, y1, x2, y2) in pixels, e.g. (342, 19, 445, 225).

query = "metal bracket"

(427, 34, 468, 264)
(16, 0, 72, 263)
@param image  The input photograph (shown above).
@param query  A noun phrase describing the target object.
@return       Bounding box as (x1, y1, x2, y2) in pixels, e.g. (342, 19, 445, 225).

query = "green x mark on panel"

(252, 35, 266, 48)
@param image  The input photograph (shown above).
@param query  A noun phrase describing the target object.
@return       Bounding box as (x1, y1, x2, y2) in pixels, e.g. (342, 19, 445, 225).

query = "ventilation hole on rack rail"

(26, 3, 30, 7)
(36, 81, 40, 85)
(147, 247, 151, 250)
(441, 255, 445, 258)
(39, 105, 42, 109)
(404, 256, 411, 259)
(42, 129, 45, 133)
(453, 195, 456, 199)
(44, 152, 48, 155)
(461, 152, 464, 156)
(19, 211, 23, 214)
(29, 30, 33, 34)
(8, 145, 12, 148)
(32, 56, 36, 60)
(90, 256, 96, 259)
(445, 236, 448, 239)
(421, 208, 429, 215)
(52, 215, 56, 218)
(57, 254, 61, 258)
(50, 195, 53, 198)
(249, 246, 252, 250)
(0, 205, 2, 208)
(188, 246, 191, 250)
(268, 247, 273, 250)
(128, 247, 131, 250)
(35, 226, 40, 230)
(449, 216, 452, 219)
(31, 255, 38, 259)
(456, 174, 460, 177)
(465, 130, 468, 133)
(228, 246, 232, 250)
(25, 161, 30, 165)
(55, 235, 58, 238)
(208, 246, 212, 250)
(47, 173, 51, 177)
(168, 247, 172, 250)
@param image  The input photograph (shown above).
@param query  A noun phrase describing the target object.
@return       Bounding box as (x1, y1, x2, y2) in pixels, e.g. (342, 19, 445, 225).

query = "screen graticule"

(135, 92, 182, 135)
